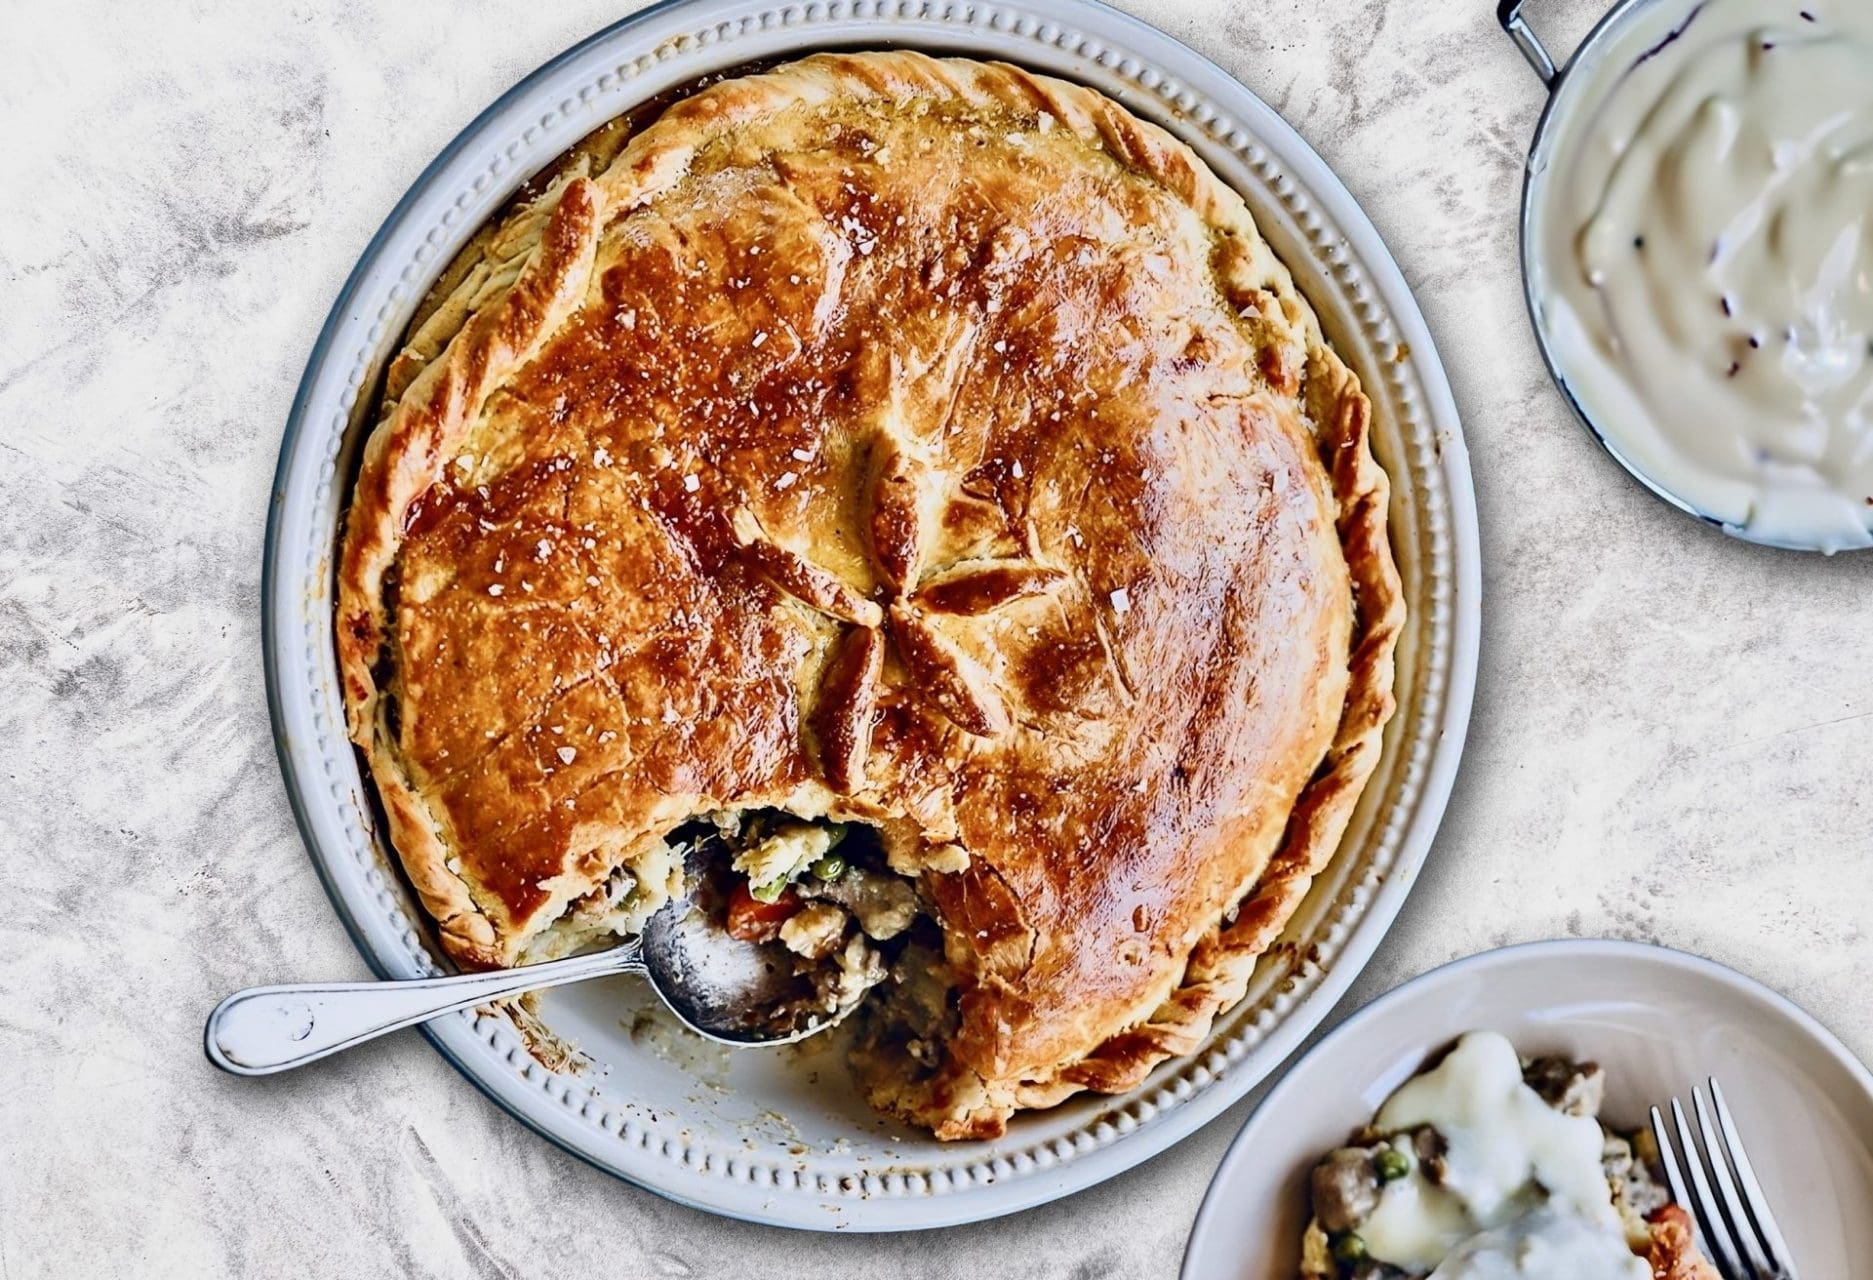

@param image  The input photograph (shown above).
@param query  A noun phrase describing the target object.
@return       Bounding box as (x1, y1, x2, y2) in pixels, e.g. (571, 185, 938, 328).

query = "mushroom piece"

(1523, 1055, 1606, 1118)
(1411, 1126, 1450, 1185)
(1310, 1147, 1382, 1234)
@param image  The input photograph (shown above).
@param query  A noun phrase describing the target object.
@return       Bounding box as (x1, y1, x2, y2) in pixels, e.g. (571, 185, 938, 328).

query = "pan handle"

(1498, 0, 1558, 84)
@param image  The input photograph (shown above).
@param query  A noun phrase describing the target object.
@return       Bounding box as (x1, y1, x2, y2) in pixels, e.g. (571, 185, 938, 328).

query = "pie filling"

(524, 810, 958, 1063)
(1303, 1032, 1714, 1280)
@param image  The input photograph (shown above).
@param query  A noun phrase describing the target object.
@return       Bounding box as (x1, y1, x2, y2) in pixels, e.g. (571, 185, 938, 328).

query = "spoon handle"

(203, 943, 645, 1076)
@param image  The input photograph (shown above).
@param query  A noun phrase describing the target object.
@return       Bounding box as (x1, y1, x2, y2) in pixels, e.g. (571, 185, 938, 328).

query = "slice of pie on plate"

(337, 50, 1403, 1139)
(1301, 1032, 1721, 1279)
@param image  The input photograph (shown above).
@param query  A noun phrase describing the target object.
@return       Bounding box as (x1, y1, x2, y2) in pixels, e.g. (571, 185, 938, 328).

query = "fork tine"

(1652, 1105, 1739, 1280)
(1710, 1079, 1801, 1280)
(1650, 1105, 1696, 1212)
(1671, 1096, 1752, 1280)
(1694, 1086, 1776, 1280)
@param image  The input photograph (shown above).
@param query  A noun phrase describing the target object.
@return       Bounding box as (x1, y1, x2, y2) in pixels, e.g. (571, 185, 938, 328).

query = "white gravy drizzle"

(1357, 1032, 1648, 1279)
(1430, 1203, 1655, 1280)
(1532, 0, 1873, 549)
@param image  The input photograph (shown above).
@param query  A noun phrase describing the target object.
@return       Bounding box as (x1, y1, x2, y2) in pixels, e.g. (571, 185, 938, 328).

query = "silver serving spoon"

(204, 886, 844, 1075)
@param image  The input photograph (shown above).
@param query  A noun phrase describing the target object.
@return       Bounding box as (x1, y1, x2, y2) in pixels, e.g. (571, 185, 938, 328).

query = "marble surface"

(2, 1, 1868, 1275)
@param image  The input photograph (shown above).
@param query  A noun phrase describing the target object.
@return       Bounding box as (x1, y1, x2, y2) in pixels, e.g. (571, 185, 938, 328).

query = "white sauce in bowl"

(1531, 0, 1873, 550)
(1359, 1032, 1647, 1279)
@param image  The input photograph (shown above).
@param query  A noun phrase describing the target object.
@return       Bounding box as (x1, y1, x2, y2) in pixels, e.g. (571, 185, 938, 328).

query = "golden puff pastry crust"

(337, 50, 1403, 1139)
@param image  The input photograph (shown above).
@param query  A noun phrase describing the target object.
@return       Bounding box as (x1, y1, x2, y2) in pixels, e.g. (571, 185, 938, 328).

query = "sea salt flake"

(487, 584, 504, 596)
(752, 331, 768, 348)
(556, 746, 577, 765)
(1109, 587, 1132, 614)
(683, 473, 700, 492)
(791, 448, 813, 462)
(776, 471, 798, 491)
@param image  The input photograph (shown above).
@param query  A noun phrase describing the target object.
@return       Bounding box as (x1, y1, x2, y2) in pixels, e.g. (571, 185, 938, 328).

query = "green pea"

(749, 878, 787, 904)
(1329, 1232, 1368, 1265)
(1375, 1146, 1410, 1183)
(810, 853, 848, 883)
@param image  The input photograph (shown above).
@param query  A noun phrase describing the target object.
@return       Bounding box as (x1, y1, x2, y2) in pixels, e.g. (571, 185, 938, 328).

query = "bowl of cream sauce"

(1503, 0, 1873, 552)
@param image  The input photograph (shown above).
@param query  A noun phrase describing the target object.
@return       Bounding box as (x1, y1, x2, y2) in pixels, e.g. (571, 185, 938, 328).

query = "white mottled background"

(2, 1, 1868, 1276)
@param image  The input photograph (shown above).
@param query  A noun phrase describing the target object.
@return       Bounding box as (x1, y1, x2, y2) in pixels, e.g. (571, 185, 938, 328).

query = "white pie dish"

(262, 0, 1479, 1230)
(1182, 938, 1873, 1276)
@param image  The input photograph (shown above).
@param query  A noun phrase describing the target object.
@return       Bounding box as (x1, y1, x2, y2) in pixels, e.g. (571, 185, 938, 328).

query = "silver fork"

(1650, 1080, 1800, 1280)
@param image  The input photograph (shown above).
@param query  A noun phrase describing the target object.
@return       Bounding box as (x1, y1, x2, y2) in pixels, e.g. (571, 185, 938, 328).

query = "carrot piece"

(725, 881, 797, 942)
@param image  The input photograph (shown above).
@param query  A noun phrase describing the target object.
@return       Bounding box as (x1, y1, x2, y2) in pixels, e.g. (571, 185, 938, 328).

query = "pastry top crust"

(337, 51, 1401, 1129)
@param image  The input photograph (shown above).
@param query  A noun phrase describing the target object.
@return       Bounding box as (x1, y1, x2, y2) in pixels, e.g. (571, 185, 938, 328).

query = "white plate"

(263, 0, 1479, 1230)
(1182, 939, 1873, 1276)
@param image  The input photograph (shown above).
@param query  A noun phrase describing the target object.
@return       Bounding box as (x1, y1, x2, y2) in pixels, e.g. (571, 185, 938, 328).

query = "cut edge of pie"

(335, 50, 1404, 1140)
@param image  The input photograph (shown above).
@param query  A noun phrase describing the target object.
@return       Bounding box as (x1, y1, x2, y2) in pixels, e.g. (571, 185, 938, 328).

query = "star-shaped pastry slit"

(734, 436, 1066, 792)
(733, 513, 883, 628)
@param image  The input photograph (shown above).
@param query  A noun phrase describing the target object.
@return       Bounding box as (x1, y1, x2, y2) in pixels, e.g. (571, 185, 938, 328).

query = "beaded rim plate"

(263, 0, 1480, 1231)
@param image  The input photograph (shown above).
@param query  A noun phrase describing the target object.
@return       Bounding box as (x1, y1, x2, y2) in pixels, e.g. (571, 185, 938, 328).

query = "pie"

(336, 50, 1403, 1139)
(1301, 1032, 1719, 1279)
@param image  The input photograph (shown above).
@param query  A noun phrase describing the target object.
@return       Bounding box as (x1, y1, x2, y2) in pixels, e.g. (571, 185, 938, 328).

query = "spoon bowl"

(639, 894, 841, 1046)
